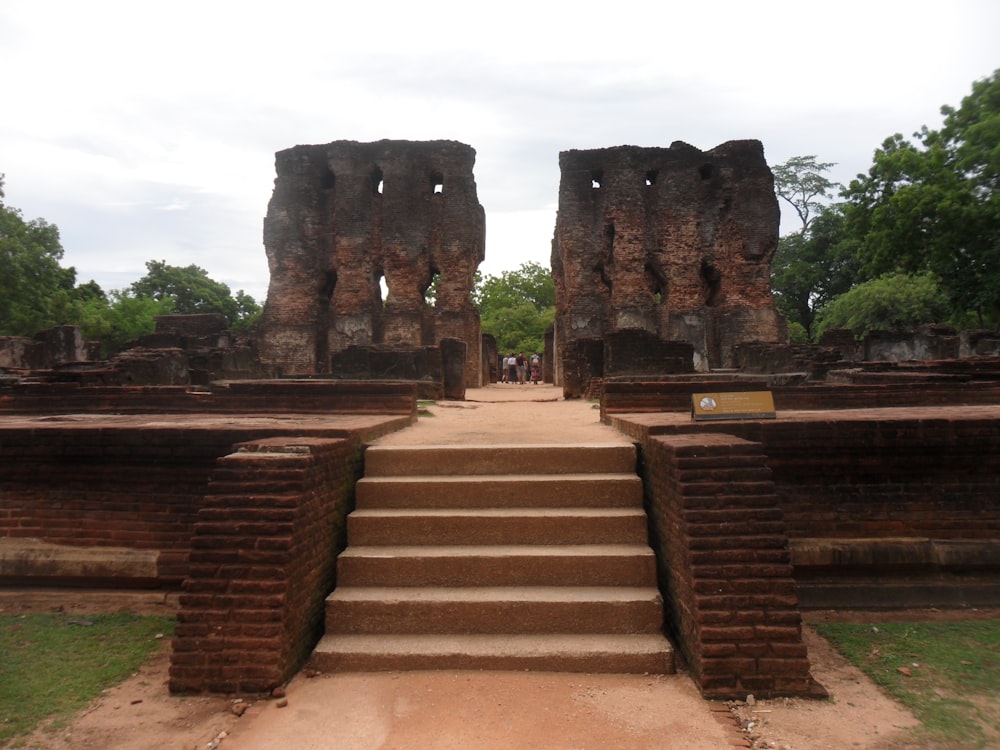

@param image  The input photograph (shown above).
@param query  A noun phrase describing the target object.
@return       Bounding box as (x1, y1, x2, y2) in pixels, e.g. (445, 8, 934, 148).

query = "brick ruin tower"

(551, 140, 786, 394)
(258, 139, 485, 387)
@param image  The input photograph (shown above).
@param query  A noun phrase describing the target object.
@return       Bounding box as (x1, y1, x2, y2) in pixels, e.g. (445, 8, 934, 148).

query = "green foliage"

(814, 620, 1000, 748)
(77, 290, 176, 355)
(813, 272, 950, 339)
(475, 261, 555, 355)
(843, 69, 1000, 326)
(0, 175, 78, 336)
(771, 205, 862, 337)
(0, 612, 174, 745)
(131, 259, 261, 326)
(785, 320, 809, 344)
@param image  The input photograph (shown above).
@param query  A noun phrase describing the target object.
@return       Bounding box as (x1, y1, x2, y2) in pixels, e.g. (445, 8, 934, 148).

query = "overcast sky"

(1, 0, 997, 303)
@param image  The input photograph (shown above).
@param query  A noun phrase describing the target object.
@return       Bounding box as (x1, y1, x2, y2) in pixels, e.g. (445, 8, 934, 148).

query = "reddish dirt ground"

(3, 385, 995, 749)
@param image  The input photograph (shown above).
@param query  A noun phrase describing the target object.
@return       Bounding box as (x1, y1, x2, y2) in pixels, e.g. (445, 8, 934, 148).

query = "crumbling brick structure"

(258, 139, 486, 388)
(552, 141, 786, 395)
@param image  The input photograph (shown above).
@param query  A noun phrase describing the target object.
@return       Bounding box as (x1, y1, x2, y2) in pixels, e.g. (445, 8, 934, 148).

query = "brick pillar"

(642, 433, 819, 698)
(169, 436, 363, 693)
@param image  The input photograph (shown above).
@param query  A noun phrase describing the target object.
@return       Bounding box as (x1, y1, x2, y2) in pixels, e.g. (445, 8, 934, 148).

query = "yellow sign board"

(691, 391, 776, 421)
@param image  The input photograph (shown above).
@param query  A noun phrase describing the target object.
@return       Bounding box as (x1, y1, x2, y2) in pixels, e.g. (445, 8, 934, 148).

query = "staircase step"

(325, 586, 664, 634)
(311, 633, 675, 673)
(335, 544, 657, 587)
(346, 508, 649, 545)
(363, 443, 637, 476)
(355, 474, 643, 509)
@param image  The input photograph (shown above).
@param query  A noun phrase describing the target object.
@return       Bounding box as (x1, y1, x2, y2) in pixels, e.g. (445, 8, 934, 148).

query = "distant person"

(507, 353, 518, 384)
(516, 352, 526, 384)
(529, 353, 541, 384)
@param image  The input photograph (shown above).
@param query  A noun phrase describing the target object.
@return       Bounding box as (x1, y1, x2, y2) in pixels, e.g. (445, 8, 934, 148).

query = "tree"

(771, 206, 863, 337)
(769, 157, 857, 338)
(474, 261, 556, 355)
(813, 272, 951, 339)
(843, 69, 1000, 326)
(0, 174, 79, 336)
(130, 260, 261, 327)
(772, 155, 840, 232)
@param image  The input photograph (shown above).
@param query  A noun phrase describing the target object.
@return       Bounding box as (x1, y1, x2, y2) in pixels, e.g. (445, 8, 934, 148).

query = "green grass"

(0, 612, 174, 746)
(814, 620, 1000, 749)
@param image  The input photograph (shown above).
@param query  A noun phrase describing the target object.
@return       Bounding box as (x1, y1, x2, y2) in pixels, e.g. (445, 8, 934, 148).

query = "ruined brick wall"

(641, 433, 815, 698)
(0, 427, 234, 586)
(258, 139, 485, 387)
(170, 436, 364, 693)
(552, 141, 785, 392)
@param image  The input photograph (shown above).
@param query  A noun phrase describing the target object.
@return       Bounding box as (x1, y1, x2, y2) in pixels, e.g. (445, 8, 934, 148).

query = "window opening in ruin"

(701, 259, 722, 307)
(644, 262, 666, 304)
(322, 168, 336, 190)
(320, 270, 337, 301)
(377, 272, 388, 305)
(430, 171, 444, 195)
(645, 170, 658, 186)
(423, 269, 441, 306)
(699, 164, 713, 180)
(591, 170, 603, 189)
(372, 166, 384, 196)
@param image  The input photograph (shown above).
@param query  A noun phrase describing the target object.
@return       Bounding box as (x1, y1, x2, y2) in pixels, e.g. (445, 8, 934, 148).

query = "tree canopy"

(0, 175, 79, 336)
(474, 261, 555, 356)
(772, 70, 1000, 340)
(842, 69, 1000, 327)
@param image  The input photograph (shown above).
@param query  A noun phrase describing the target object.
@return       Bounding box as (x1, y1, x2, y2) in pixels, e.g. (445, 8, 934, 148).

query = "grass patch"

(0, 612, 174, 746)
(814, 620, 1000, 749)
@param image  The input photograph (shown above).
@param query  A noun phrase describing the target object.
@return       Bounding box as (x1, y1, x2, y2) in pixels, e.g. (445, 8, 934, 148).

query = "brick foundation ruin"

(4, 137, 1000, 700)
(258, 140, 485, 390)
(552, 141, 786, 397)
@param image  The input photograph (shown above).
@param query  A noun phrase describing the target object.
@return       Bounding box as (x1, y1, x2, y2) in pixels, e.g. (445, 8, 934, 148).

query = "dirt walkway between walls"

(7, 384, 993, 749)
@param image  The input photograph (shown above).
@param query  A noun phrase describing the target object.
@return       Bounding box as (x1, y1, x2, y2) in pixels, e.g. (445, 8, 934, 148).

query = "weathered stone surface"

(552, 141, 786, 394)
(258, 139, 485, 387)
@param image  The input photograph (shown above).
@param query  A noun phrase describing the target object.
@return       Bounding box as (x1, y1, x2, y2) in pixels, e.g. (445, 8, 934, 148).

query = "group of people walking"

(501, 352, 542, 384)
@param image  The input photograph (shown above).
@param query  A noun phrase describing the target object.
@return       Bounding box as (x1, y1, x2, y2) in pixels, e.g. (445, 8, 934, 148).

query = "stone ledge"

(0, 537, 159, 582)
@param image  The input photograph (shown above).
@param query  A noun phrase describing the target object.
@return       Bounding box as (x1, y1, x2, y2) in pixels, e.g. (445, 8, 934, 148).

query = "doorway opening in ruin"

(430, 171, 444, 195)
(372, 166, 384, 196)
(699, 163, 713, 180)
(591, 170, 603, 189)
(645, 170, 658, 186)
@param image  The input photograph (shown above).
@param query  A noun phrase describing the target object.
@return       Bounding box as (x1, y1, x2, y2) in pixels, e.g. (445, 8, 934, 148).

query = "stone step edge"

(338, 544, 656, 557)
(349, 508, 647, 518)
(356, 473, 642, 483)
(327, 586, 663, 603)
(311, 633, 675, 662)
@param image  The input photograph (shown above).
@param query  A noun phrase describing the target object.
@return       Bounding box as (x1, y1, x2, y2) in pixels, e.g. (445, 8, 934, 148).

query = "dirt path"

(2, 386, 964, 749)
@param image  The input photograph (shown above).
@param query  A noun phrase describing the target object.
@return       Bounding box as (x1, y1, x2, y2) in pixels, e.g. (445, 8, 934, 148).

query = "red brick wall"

(169, 436, 364, 694)
(641, 433, 815, 698)
(0, 381, 418, 416)
(0, 428, 237, 584)
(601, 380, 1000, 416)
(631, 415, 1000, 540)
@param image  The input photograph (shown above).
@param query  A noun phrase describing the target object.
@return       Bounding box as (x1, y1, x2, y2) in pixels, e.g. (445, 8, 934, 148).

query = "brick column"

(170, 436, 363, 693)
(642, 433, 818, 698)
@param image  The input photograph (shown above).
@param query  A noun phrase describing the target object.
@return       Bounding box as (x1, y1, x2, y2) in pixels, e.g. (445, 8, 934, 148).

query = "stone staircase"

(310, 443, 675, 673)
